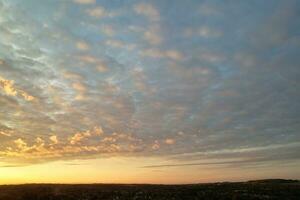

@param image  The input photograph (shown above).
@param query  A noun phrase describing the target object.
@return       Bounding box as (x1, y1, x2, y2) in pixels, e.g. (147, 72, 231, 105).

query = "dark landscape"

(0, 179, 299, 200)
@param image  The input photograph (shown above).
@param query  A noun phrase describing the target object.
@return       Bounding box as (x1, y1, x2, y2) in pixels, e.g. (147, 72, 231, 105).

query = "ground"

(0, 180, 299, 200)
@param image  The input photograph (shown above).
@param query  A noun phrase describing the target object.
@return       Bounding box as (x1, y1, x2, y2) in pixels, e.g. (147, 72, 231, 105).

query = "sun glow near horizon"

(1, 156, 299, 184)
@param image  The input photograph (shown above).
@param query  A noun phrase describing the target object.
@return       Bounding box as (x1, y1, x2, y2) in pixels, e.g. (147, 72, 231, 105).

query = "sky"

(0, 0, 299, 184)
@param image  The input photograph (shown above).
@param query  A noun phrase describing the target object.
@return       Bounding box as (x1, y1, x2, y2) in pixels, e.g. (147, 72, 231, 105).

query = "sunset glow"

(0, 0, 299, 184)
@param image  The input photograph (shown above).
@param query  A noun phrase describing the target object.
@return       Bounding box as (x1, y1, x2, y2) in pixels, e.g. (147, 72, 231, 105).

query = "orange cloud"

(165, 50, 184, 61)
(49, 135, 58, 144)
(72, 82, 87, 101)
(0, 77, 17, 96)
(63, 71, 84, 81)
(73, 0, 95, 4)
(72, 82, 86, 92)
(105, 40, 136, 51)
(78, 55, 98, 64)
(143, 26, 162, 45)
(101, 25, 115, 37)
(141, 49, 184, 61)
(97, 64, 109, 72)
(0, 76, 35, 101)
(76, 41, 90, 51)
(134, 3, 160, 21)
(85, 6, 119, 18)
(151, 140, 160, 150)
(165, 138, 176, 145)
(0, 126, 144, 164)
(0, 131, 12, 137)
(69, 126, 103, 144)
(20, 91, 35, 101)
(86, 6, 106, 18)
(14, 138, 27, 150)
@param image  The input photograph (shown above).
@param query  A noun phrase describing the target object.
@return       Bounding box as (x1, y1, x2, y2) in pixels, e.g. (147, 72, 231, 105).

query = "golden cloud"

(0, 76, 35, 101)
(0, 126, 145, 163)
(49, 135, 59, 144)
(0, 77, 17, 96)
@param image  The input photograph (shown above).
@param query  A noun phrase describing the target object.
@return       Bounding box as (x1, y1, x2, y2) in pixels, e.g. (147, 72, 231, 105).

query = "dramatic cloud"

(0, 0, 299, 179)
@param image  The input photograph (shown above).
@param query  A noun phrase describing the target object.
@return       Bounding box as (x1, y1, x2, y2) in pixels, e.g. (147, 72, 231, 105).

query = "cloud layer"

(0, 0, 299, 172)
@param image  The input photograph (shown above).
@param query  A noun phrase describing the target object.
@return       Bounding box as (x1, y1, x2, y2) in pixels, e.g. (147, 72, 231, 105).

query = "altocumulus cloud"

(0, 0, 299, 170)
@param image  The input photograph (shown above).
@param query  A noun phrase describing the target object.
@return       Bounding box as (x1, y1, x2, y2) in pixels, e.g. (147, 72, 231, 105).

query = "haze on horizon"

(0, 0, 299, 184)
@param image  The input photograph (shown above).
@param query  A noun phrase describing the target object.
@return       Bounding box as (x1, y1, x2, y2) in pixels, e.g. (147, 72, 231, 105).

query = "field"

(0, 180, 299, 200)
